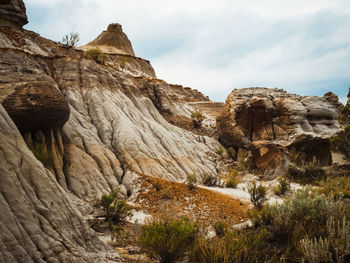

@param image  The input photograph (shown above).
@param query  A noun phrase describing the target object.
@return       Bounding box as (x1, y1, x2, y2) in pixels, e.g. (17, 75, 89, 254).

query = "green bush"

(61, 32, 79, 48)
(94, 189, 133, 232)
(160, 187, 172, 200)
(300, 216, 350, 263)
(139, 216, 198, 263)
(330, 126, 350, 160)
(85, 48, 106, 64)
(186, 174, 197, 190)
(317, 176, 350, 199)
(248, 181, 267, 209)
(213, 220, 228, 238)
(287, 162, 326, 184)
(339, 87, 350, 125)
(225, 169, 240, 188)
(202, 174, 219, 186)
(249, 188, 345, 258)
(30, 144, 54, 168)
(216, 146, 226, 156)
(190, 227, 276, 263)
(191, 111, 204, 128)
(190, 188, 349, 262)
(273, 177, 290, 196)
(116, 56, 129, 68)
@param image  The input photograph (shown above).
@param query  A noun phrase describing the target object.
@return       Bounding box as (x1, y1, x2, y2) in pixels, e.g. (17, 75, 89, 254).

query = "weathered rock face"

(0, 104, 115, 263)
(0, 8, 225, 261)
(133, 77, 223, 137)
(0, 23, 221, 198)
(217, 88, 341, 168)
(80, 23, 135, 56)
(0, 50, 70, 132)
(1, 77, 70, 132)
(78, 24, 156, 78)
(0, 0, 28, 27)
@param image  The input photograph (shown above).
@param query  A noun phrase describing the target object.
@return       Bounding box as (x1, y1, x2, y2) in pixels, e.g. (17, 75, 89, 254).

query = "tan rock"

(0, 104, 116, 262)
(80, 23, 135, 56)
(217, 88, 340, 168)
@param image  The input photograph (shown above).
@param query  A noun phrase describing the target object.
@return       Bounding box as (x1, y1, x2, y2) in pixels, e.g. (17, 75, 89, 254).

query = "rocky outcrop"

(0, 0, 28, 28)
(80, 23, 135, 56)
(133, 77, 223, 137)
(0, 104, 117, 263)
(79, 24, 156, 78)
(217, 88, 341, 169)
(0, 75, 70, 132)
(0, 4, 226, 260)
(323, 91, 344, 115)
(0, 22, 221, 198)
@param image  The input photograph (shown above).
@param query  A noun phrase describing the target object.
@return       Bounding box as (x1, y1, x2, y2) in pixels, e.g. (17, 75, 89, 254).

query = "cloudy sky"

(25, 0, 350, 103)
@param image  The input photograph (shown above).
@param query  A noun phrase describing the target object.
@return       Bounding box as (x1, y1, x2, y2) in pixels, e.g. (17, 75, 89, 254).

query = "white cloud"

(25, 0, 350, 101)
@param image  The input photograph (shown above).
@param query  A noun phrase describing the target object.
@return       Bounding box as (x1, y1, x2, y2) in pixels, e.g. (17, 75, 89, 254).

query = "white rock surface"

(0, 105, 118, 263)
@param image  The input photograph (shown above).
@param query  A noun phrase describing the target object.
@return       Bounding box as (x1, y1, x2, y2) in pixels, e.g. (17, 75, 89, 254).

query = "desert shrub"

(190, 227, 277, 263)
(61, 32, 79, 48)
(94, 188, 133, 232)
(216, 146, 226, 156)
(85, 48, 106, 64)
(191, 111, 204, 128)
(202, 174, 219, 186)
(248, 181, 267, 209)
(273, 177, 290, 196)
(330, 126, 350, 160)
(139, 216, 197, 263)
(160, 187, 172, 200)
(317, 176, 350, 199)
(154, 182, 162, 191)
(213, 220, 228, 238)
(225, 169, 240, 188)
(287, 162, 326, 184)
(249, 188, 345, 259)
(30, 144, 54, 168)
(186, 174, 197, 190)
(117, 56, 129, 68)
(300, 216, 350, 263)
(339, 87, 350, 125)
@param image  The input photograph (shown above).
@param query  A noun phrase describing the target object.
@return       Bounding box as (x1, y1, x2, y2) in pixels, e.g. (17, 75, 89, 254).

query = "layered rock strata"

(0, 104, 115, 263)
(0, 0, 28, 27)
(0, 7, 221, 201)
(217, 88, 341, 169)
(80, 23, 135, 56)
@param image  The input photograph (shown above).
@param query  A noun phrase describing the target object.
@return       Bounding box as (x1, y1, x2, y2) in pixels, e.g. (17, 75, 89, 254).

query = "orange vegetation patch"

(132, 175, 249, 225)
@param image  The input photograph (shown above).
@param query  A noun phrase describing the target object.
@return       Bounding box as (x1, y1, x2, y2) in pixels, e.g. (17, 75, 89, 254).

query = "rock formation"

(0, 104, 115, 263)
(0, 1, 229, 260)
(80, 23, 135, 56)
(1, 0, 345, 261)
(0, 0, 28, 27)
(0, 0, 223, 220)
(217, 88, 341, 169)
(79, 24, 156, 79)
